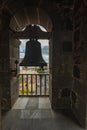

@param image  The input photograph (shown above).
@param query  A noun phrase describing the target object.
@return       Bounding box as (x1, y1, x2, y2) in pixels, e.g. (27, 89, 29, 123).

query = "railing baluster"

(19, 73, 49, 97)
(36, 74, 37, 95)
(44, 75, 46, 95)
(22, 75, 24, 96)
(47, 74, 49, 95)
(31, 75, 33, 95)
(28, 74, 30, 95)
(26, 75, 28, 95)
(40, 74, 42, 95)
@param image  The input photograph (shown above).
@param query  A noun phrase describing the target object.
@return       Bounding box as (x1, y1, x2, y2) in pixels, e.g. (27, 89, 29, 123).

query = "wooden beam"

(10, 25, 51, 39)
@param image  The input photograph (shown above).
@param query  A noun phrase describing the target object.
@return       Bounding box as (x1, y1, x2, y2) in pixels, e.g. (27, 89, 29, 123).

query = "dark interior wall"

(9, 37, 20, 106)
(0, 11, 11, 110)
(0, 10, 19, 110)
(1, 0, 87, 128)
(72, 0, 87, 127)
(49, 6, 73, 109)
(51, 29, 73, 109)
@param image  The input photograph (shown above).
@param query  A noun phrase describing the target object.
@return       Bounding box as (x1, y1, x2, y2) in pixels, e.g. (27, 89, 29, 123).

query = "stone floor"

(2, 97, 86, 130)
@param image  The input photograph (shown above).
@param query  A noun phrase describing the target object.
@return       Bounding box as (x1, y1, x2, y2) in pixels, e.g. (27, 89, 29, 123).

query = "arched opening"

(0, 6, 52, 129)
(19, 24, 50, 96)
(1, 0, 85, 129)
(9, 7, 52, 32)
(7, 5, 52, 111)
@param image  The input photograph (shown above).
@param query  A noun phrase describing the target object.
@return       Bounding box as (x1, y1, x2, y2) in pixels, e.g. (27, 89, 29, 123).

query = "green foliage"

(37, 67, 45, 73)
(19, 76, 22, 83)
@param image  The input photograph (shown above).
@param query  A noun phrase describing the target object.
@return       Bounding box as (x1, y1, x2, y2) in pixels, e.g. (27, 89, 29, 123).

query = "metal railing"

(19, 73, 49, 97)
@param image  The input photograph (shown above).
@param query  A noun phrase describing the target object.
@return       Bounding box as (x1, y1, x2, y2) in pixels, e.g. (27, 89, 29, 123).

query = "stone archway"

(0, 3, 53, 111)
(1, 0, 82, 129)
(0, 0, 73, 111)
(9, 7, 52, 32)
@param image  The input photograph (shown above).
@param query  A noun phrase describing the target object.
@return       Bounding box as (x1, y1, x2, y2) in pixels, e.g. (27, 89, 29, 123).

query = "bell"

(20, 39, 47, 67)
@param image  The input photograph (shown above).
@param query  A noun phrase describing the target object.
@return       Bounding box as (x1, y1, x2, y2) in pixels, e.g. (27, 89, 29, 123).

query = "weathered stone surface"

(73, 1, 87, 128)
(0, 0, 87, 129)
(9, 38, 20, 106)
(51, 29, 73, 109)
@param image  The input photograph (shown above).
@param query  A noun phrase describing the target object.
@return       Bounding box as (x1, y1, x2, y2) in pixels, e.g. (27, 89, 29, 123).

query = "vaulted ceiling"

(0, 0, 74, 32)
(9, 7, 53, 32)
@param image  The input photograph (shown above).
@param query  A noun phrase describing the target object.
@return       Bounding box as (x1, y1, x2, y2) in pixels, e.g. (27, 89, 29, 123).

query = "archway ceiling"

(1, 0, 74, 31)
(9, 7, 53, 32)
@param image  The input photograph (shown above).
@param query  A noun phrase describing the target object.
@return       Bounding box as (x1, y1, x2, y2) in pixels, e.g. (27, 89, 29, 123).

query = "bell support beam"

(9, 25, 51, 40)
(12, 31, 51, 39)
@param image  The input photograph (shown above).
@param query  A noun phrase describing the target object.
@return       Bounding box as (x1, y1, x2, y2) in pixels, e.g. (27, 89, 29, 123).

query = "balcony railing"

(19, 73, 49, 97)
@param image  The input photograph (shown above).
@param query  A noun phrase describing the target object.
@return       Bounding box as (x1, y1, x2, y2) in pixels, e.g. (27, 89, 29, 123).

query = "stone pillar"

(72, 1, 87, 127)
(9, 37, 20, 106)
(0, 10, 20, 111)
(51, 29, 73, 109)
(0, 11, 12, 110)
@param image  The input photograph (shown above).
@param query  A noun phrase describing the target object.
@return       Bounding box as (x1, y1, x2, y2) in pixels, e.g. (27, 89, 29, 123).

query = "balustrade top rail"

(19, 73, 49, 75)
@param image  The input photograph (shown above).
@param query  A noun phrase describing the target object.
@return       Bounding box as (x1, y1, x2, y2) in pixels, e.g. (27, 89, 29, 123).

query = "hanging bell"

(19, 39, 47, 67)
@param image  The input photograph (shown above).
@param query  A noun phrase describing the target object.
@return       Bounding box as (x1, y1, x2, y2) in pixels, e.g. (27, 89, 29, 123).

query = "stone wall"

(0, 36, 19, 110)
(72, 0, 87, 127)
(51, 30, 73, 109)
(0, 11, 11, 110)
(9, 37, 20, 106)
(0, 11, 19, 110)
